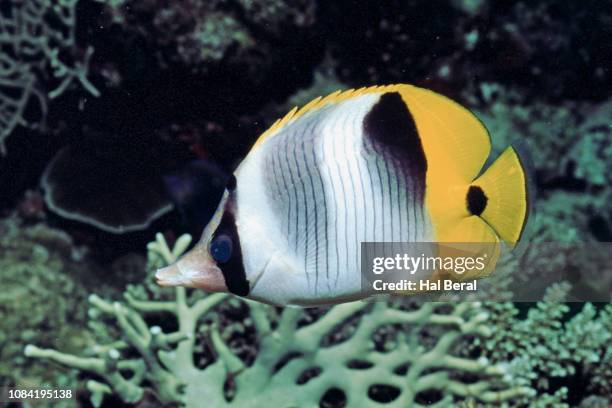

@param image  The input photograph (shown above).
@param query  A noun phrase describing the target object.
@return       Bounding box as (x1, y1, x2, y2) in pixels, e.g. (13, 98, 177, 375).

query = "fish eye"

(209, 234, 233, 264)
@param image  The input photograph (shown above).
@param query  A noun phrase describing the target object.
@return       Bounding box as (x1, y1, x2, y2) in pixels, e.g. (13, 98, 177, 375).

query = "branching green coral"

(0, 0, 99, 154)
(579, 304, 612, 398)
(568, 99, 612, 187)
(480, 284, 612, 407)
(25, 233, 528, 407)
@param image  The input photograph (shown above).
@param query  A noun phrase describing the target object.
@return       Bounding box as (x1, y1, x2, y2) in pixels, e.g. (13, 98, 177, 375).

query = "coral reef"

(0, 0, 98, 154)
(0, 216, 91, 391)
(322, 1, 612, 101)
(26, 234, 529, 407)
(478, 284, 612, 407)
(97, 0, 320, 88)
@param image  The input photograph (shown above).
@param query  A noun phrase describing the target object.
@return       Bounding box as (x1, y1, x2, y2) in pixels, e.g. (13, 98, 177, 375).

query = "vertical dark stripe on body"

(362, 135, 383, 243)
(364, 157, 377, 243)
(327, 118, 341, 287)
(352, 115, 369, 247)
(284, 116, 316, 287)
(266, 143, 283, 232)
(410, 173, 423, 242)
(395, 161, 409, 241)
(324, 166, 332, 288)
(383, 158, 393, 241)
(374, 158, 386, 241)
(301, 120, 319, 292)
(343, 114, 360, 276)
(295, 121, 310, 287)
(312, 122, 331, 291)
(394, 159, 403, 240)
(283, 135, 298, 245)
(332, 112, 352, 286)
(272, 135, 289, 237)
(286, 131, 300, 253)
(362, 92, 428, 242)
(297, 115, 321, 290)
(264, 108, 339, 293)
(277, 135, 291, 237)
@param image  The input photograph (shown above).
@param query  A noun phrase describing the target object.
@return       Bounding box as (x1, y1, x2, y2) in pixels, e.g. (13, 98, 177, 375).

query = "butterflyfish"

(156, 84, 531, 306)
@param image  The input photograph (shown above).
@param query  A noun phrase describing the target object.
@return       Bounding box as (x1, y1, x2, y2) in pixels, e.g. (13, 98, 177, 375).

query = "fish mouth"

(155, 251, 228, 292)
(155, 263, 189, 286)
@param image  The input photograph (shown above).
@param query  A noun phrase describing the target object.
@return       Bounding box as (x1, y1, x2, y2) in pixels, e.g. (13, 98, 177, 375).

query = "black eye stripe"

(212, 201, 249, 296)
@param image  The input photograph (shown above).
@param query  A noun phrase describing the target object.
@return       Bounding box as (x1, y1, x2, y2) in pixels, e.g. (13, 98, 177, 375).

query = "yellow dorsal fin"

(252, 85, 395, 150)
(396, 85, 491, 183)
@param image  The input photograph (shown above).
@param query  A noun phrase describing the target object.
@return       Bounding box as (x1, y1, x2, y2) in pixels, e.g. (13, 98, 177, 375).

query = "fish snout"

(155, 247, 228, 292)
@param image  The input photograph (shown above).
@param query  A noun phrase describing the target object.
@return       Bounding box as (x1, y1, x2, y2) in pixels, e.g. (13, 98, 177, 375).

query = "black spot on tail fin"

(467, 185, 487, 216)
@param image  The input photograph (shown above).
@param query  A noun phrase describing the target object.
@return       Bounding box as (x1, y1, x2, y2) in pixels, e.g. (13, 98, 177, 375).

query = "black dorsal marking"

(363, 92, 428, 201)
(467, 185, 487, 216)
(213, 200, 249, 296)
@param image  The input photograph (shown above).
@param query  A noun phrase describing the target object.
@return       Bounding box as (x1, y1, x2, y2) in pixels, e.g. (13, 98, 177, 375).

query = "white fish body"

(156, 85, 531, 307)
(235, 92, 432, 305)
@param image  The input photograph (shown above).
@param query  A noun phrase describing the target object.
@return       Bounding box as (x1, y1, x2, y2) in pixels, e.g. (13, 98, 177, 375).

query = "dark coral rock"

(74, 0, 324, 174)
(322, 0, 612, 101)
(473, 1, 612, 101)
(320, 0, 464, 86)
(95, 0, 322, 95)
(120, 0, 255, 71)
(237, 0, 316, 35)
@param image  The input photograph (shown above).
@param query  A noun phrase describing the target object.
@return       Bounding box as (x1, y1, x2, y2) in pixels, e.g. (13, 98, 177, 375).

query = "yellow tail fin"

(470, 146, 530, 247)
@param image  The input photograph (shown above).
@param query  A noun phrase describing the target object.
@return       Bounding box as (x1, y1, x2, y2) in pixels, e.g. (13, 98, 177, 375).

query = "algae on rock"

(0, 216, 91, 394)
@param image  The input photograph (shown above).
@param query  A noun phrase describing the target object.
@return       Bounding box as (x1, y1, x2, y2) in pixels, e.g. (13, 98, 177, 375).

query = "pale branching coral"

(479, 284, 612, 406)
(0, 0, 98, 154)
(26, 233, 529, 407)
